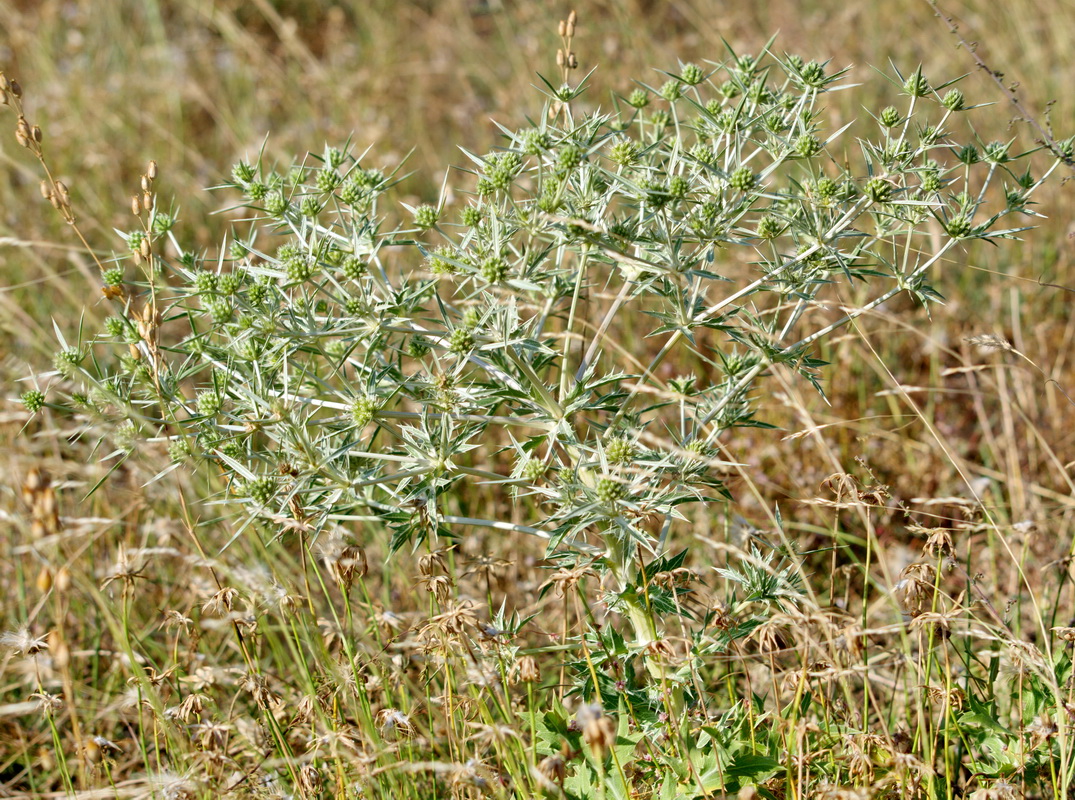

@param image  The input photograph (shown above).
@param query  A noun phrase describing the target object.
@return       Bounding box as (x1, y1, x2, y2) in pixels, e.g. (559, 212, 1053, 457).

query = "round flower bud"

(945, 215, 974, 238)
(941, 89, 965, 111)
(596, 476, 627, 504)
(879, 106, 901, 128)
(626, 88, 649, 109)
(21, 389, 45, 413)
(608, 137, 640, 166)
(649, 109, 671, 129)
(351, 396, 378, 427)
(659, 80, 682, 102)
(606, 437, 635, 465)
(800, 61, 826, 88)
(448, 328, 475, 355)
(557, 144, 583, 172)
(920, 172, 942, 194)
(794, 134, 821, 158)
(413, 205, 439, 230)
(902, 71, 930, 98)
(956, 145, 980, 165)
(460, 206, 483, 227)
(316, 169, 341, 193)
(480, 256, 509, 283)
(196, 390, 224, 417)
(285, 256, 314, 283)
(815, 177, 839, 199)
(194, 270, 218, 294)
(103, 316, 126, 337)
(265, 192, 289, 217)
(865, 177, 892, 204)
(246, 476, 278, 505)
(231, 161, 255, 184)
(668, 175, 690, 200)
(680, 63, 704, 86)
(728, 166, 756, 193)
(341, 256, 368, 281)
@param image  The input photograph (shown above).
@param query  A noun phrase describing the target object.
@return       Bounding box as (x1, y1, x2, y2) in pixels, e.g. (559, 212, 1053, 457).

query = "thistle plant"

(11, 47, 1066, 714)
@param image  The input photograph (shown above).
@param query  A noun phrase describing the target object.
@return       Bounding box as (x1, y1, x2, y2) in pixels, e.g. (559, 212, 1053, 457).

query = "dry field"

(1, 2, 1074, 798)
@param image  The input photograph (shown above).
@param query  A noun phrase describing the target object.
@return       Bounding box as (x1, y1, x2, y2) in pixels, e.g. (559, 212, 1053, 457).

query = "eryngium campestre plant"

(30, 51, 1063, 674)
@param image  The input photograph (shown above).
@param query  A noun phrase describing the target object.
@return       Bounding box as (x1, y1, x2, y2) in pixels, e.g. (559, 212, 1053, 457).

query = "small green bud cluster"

(606, 437, 636, 465)
(413, 205, 439, 230)
(21, 389, 45, 413)
(351, 396, 378, 427)
(481, 255, 509, 283)
(448, 328, 475, 355)
(245, 476, 278, 506)
(596, 477, 628, 504)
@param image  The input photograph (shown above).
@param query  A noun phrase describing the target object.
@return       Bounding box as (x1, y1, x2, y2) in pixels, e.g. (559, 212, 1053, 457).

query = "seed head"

(577, 703, 616, 758)
(515, 654, 540, 684)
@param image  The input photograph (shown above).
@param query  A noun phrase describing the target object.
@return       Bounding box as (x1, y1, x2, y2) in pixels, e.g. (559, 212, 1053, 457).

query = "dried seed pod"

(55, 566, 72, 593)
(142, 191, 152, 211)
(557, 48, 565, 68)
(48, 632, 70, 669)
(558, 19, 566, 37)
(147, 160, 158, 179)
(535, 754, 566, 789)
(31, 125, 42, 143)
(141, 174, 152, 192)
(131, 195, 141, 216)
(515, 654, 540, 683)
(40, 180, 51, 199)
(36, 565, 53, 593)
(0, 74, 10, 92)
(568, 52, 578, 69)
(139, 237, 151, 259)
(9, 78, 22, 98)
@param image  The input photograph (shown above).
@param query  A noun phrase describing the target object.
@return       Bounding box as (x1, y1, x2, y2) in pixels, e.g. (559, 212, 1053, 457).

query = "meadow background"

(1, 1, 1074, 798)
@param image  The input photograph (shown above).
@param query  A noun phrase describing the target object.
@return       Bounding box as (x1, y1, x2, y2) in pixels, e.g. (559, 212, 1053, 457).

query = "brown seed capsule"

(31, 125, 42, 143)
(131, 195, 141, 216)
(147, 160, 158, 180)
(49, 193, 62, 210)
(557, 48, 565, 67)
(48, 632, 70, 669)
(536, 754, 566, 787)
(567, 10, 577, 26)
(516, 654, 540, 683)
(83, 738, 102, 764)
(40, 180, 52, 199)
(0, 74, 10, 92)
(141, 174, 152, 192)
(558, 20, 566, 37)
(55, 182, 70, 204)
(140, 237, 151, 258)
(55, 566, 72, 593)
(36, 566, 53, 593)
(142, 191, 153, 211)
(15, 129, 29, 148)
(10, 79, 22, 98)
(568, 52, 578, 69)
(579, 704, 616, 758)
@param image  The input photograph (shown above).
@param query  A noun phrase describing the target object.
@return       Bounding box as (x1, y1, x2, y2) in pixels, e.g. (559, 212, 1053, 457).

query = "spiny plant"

(6, 25, 1074, 797)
